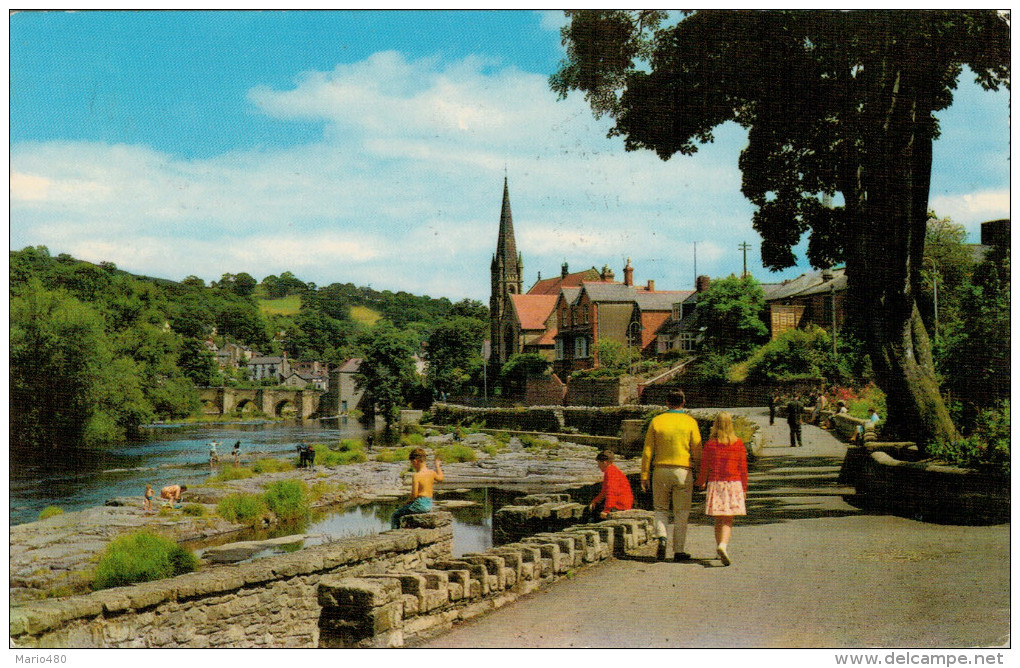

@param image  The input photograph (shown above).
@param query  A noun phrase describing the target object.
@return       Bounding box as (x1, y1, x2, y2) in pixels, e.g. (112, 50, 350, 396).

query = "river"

(9, 420, 374, 526)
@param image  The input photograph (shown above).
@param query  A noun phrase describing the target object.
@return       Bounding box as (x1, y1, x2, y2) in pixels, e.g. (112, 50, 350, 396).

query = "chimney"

(561, 262, 569, 279)
(821, 268, 834, 281)
(647, 279, 655, 291)
(601, 264, 615, 281)
(623, 258, 634, 287)
(696, 275, 711, 293)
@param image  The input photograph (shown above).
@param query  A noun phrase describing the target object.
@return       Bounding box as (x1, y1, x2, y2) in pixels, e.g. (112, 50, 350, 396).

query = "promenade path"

(421, 408, 1010, 649)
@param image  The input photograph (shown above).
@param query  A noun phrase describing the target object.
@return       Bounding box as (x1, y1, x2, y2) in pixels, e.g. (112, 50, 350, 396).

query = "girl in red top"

(696, 412, 748, 566)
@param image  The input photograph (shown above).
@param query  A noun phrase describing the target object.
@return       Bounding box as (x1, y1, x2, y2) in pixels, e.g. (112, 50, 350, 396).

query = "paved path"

(421, 408, 1010, 648)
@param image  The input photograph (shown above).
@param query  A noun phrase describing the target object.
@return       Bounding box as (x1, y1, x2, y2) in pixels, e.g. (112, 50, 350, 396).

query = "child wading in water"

(696, 412, 748, 566)
(390, 448, 444, 529)
(143, 484, 154, 511)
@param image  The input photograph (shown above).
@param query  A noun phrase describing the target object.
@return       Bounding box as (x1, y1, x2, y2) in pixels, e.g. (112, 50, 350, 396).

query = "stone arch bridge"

(198, 387, 326, 420)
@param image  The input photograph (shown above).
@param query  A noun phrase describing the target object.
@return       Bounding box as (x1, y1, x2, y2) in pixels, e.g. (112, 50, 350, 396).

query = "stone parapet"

(493, 494, 586, 544)
(10, 513, 454, 649)
(317, 510, 655, 647)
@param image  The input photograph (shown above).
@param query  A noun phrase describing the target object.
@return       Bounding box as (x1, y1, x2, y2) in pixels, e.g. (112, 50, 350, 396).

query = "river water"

(9, 420, 373, 526)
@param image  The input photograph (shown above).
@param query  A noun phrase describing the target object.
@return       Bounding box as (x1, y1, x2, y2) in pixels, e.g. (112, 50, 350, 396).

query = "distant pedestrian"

(768, 393, 777, 425)
(641, 390, 702, 562)
(697, 412, 748, 566)
(208, 440, 219, 469)
(786, 396, 803, 447)
(307, 443, 316, 469)
(586, 451, 633, 521)
(232, 441, 241, 467)
(143, 484, 154, 511)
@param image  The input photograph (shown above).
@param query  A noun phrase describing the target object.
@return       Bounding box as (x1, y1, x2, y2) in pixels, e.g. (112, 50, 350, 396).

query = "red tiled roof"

(640, 312, 672, 349)
(511, 294, 558, 330)
(535, 326, 559, 346)
(527, 268, 604, 295)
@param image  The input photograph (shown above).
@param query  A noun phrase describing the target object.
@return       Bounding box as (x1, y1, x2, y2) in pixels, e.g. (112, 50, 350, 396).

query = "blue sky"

(10, 10, 1011, 302)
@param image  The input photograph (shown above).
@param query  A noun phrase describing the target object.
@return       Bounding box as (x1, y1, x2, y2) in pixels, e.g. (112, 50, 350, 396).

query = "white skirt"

(705, 480, 746, 516)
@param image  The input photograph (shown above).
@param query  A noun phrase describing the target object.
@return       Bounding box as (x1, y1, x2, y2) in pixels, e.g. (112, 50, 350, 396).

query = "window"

(680, 333, 696, 352)
(574, 337, 589, 359)
(555, 339, 564, 360)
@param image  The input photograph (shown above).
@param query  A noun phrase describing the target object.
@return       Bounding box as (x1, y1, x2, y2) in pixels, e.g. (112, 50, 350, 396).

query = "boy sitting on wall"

(390, 448, 444, 529)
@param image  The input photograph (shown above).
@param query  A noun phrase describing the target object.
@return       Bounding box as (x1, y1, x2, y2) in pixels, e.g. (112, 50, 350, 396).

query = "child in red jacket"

(589, 450, 634, 519)
(696, 412, 748, 566)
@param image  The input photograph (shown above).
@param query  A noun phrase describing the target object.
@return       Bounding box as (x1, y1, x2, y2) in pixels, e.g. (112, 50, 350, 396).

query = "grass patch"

(181, 503, 206, 517)
(400, 432, 425, 447)
(436, 444, 477, 462)
(253, 458, 294, 474)
(481, 442, 504, 456)
(38, 506, 64, 521)
(217, 494, 269, 525)
(211, 466, 255, 482)
(262, 479, 310, 521)
(519, 434, 557, 451)
(374, 446, 414, 463)
(157, 505, 174, 517)
(92, 531, 198, 591)
(309, 481, 347, 502)
(258, 294, 301, 316)
(350, 304, 381, 326)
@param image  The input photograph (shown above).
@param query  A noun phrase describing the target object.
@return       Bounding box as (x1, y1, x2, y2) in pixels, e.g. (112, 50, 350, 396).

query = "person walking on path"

(696, 412, 748, 566)
(587, 450, 634, 520)
(641, 390, 702, 562)
(768, 392, 777, 425)
(786, 395, 804, 447)
(232, 441, 241, 467)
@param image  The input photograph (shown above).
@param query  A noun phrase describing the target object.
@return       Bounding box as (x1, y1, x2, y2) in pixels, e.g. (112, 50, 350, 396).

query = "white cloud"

(929, 189, 1010, 228)
(7, 52, 843, 300)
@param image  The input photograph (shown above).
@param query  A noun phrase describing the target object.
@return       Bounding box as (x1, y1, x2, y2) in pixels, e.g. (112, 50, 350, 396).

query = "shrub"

(519, 434, 556, 451)
(181, 503, 206, 517)
(481, 443, 503, 456)
(400, 432, 425, 447)
(217, 494, 269, 525)
(38, 506, 64, 521)
(253, 458, 294, 474)
(317, 443, 367, 467)
(401, 423, 426, 436)
(309, 481, 347, 502)
(492, 431, 511, 444)
(436, 444, 477, 463)
(92, 531, 198, 591)
(157, 505, 174, 517)
(928, 400, 1010, 472)
(375, 446, 414, 463)
(212, 466, 254, 482)
(262, 479, 309, 521)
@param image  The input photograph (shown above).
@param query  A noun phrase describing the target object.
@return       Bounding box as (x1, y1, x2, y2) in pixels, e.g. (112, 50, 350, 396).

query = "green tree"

(178, 338, 218, 387)
(11, 281, 112, 449)
(499, 353, 551, 395)
(690, 274, 769, 359)
(551, 9, 1009, 445)
(424, 316, 486, 397)
(354, 320, 418, 430)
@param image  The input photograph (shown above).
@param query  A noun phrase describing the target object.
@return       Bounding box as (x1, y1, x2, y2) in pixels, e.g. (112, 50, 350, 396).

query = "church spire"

(496, 176, 518, 262)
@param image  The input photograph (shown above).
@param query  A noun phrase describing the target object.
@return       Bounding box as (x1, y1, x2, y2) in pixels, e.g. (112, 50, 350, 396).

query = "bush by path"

(92, 531, 198, 591)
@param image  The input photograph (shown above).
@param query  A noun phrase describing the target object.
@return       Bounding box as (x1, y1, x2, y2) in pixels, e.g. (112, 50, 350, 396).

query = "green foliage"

(691, 275, 769, 358)
(500, 353, 551, 394)
(832, 385, 887, 420)
(252, 458, 294, 474)
(400, 432, 425, 447)
(745, 326, 831, 383)
(309, 481, 347, 502)
(518, 434, 557, 451)
(927, 400, 1009, 473)
(592, 338, 640, 373)
(216, 494, 269, 525)
(317, 441, 367, 466)
(38, 506, 64, 521)
(682, 351, 738, 385)
(355, 320, 419, 429)
(181, 503, 206, 517)
(92, 531, 198, 591)
(212, 466, 255, 482)
(424, 315, 487, 397)
(374, 446, 415, 463)
(436, 444, 477, 463)
(262, 480, 310, 521)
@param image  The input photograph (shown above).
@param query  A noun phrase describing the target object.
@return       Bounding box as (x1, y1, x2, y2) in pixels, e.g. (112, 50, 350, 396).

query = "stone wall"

(524, 373, 567, 406)
(317, 510, 655, 647)
(565, 378, 624, 406)
(428, 403, 563, 433)
(492, 493, 586, 545)
(10, 520, 454, 648)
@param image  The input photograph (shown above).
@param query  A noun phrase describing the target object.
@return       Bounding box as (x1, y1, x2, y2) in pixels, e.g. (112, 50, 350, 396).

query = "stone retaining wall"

(10, 518, 454, 648)
(492, 493, 586, 545)
(317, 510, 655, 647)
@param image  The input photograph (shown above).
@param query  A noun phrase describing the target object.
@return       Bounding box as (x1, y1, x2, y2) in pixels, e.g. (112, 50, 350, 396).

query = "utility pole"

(693, 242, 697, 289)
(738, 241, 751, 278)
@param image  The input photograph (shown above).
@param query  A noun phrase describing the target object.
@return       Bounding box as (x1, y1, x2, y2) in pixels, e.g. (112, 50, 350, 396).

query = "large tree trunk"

(845, 19, 959, 449)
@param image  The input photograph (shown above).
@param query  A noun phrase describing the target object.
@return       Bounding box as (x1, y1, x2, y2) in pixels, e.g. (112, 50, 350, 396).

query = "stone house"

(247, 355, 291, 383)
(332, 358, 367, 414)
(762, 267, 846, 339)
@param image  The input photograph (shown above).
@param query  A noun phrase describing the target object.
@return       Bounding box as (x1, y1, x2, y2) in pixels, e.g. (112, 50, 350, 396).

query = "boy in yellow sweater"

(642, 390, 702, 561)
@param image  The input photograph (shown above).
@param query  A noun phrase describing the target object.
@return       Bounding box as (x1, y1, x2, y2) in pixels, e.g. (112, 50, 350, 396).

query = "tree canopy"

(552, 10, 1009, 446)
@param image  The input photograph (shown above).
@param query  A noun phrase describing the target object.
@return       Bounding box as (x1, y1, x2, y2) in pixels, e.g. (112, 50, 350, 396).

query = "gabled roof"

(635, 290, 693, 311)
(535, 326, 559, 346)
(558, 286, 582, 306)
(765, 267, 846, 301)
(511, 294, 558, 331)
(579, 282, 637, 302)
(249, 356, 285, 365)
(528, 268, 604, 295)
